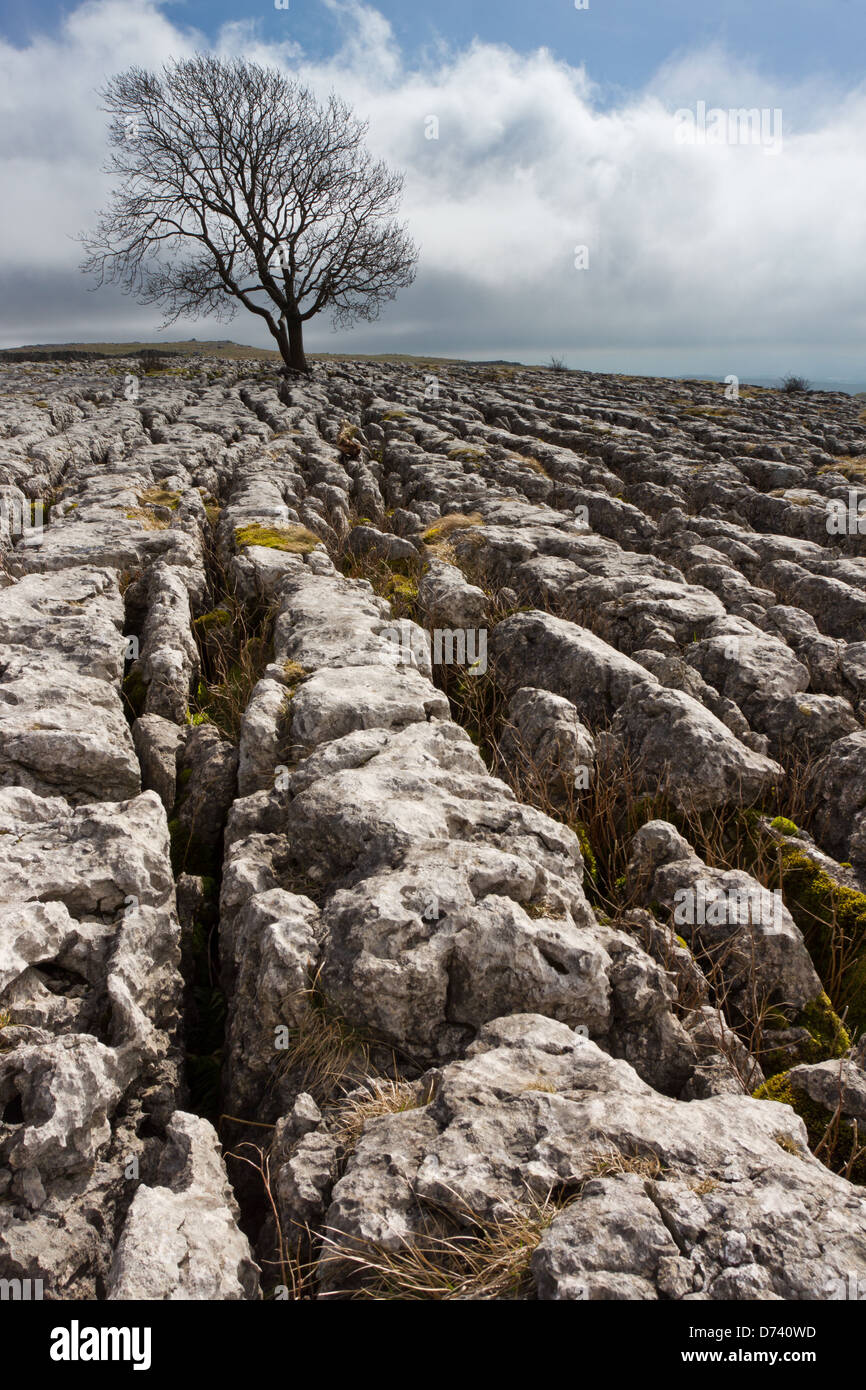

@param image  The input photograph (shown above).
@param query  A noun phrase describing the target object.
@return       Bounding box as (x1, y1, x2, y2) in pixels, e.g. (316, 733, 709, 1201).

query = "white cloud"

(1, 0, 864, 379)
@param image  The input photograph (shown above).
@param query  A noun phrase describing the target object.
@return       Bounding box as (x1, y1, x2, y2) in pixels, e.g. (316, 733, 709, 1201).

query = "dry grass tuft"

(137, 485, 181, 510)
(421, 512, 484, 542)
(319, 1189, 566, 1301)
(269, 983, 372, 1108)
(320, 1144, 667, 1300)
(330, 1077, 430, 1155)
(336, 421, 362, 458)
(124, 506, 169, 531)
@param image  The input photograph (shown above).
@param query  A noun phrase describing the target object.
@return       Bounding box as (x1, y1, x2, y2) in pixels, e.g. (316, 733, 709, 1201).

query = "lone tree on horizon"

(81, 56, 419, 373)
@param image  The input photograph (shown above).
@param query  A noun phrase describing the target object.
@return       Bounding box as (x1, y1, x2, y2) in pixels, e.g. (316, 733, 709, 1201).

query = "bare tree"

(80, 56, 419, 373)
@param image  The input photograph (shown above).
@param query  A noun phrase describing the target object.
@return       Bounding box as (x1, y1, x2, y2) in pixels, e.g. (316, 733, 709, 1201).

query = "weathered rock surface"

(107, 1112, 259, 1300)
(2, 351, 864, 1302)
(318, 1015, 866, 1300)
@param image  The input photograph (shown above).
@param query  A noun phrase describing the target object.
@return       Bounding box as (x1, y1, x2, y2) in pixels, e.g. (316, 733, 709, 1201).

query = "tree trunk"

(278, 312, 308, 374)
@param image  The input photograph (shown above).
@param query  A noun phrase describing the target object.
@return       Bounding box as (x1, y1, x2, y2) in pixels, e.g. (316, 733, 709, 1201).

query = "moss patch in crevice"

(234, 522, 320, 554)
(776, 847, 866, 1033)
(753, 1071, 866, 1185)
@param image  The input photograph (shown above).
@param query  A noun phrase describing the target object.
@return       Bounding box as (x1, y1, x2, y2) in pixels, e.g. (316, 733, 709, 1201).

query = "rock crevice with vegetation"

(1, 350, 865, 1300)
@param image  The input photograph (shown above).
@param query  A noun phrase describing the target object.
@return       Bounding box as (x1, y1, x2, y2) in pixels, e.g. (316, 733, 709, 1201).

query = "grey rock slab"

(808, 730, 866, 869)
(417, 558, 488, 628)
(602, 685, 782, 813)
(107, 1112, 259, 1300)
(238, 674, 291, 797)
(132, 714, 186, 812)
(288, 665, 449, 748)
(627, 819, 822, 1014)
(0, 566, 126, 680)
(491, 610, 658, 723)
(319, 1014, 866, 1300)
(788, 1059, 866, 1126)
(499, 685, 596, 804)
(0, 651, 140, 803)
(221, 888, 321, 1118)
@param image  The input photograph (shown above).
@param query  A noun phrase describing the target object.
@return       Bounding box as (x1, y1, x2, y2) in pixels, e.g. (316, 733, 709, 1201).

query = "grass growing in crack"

(267, 981, 372, 1109)
(336, 421, 362, 458)
(188, 589, 275, 742)
(420, 512, 483, 543)
(319, 1148, 662, 1300)
(226, 1142, 315, 1299)
(432, 654, 862, 1062)
(319, 1192, 561, 1300)
(329, 1078, 432, 1158)
(336, 548, 421, 621)
(434, 662, 510, 767)
(763, 845, 866, 1033)
(124, 506, 170, 531)
(137, 485, 181, 510)
(181, 873, 226, 1121)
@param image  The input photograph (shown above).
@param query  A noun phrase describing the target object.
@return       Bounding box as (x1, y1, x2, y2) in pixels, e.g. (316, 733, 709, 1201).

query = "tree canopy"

(81, 56, 419, 371)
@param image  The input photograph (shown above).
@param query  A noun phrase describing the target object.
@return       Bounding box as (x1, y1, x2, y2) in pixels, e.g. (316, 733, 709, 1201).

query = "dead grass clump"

(336, 421, 362, 458)
(320, 1190, 566, 1301)
(124, 506, 169, 530)
(421, 512, 484, 543)
(330, 1078, 430, 1156)
(269, 987, 372, 1108)
(137, 485, 181, 510)
(320, 1144, 668, 1300)
(833, 454, 866, 480)
(582, 1145, 665, 1182)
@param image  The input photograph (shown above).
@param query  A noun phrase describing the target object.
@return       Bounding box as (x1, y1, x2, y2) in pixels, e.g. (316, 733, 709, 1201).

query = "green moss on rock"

(770, 815, 800, 836)
(574, 823, 597, 881)
(386, 573, 419, 603)
(234, 522, 320, 554)
(753, 1071, 866, 1185)
(283, 660, 308, 687)
(797, 992, 851, 1059)
(194, 608, 231, 631)
(778, 847, 866, 1032)
(762, 992, 850, 1076)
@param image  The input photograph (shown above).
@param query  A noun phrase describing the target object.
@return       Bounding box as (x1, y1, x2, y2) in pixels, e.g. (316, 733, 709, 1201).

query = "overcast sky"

(1, 0, 864, 385)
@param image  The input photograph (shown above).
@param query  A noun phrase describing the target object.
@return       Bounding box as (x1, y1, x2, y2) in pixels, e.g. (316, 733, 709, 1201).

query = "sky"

(0, 0, 864, 386)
